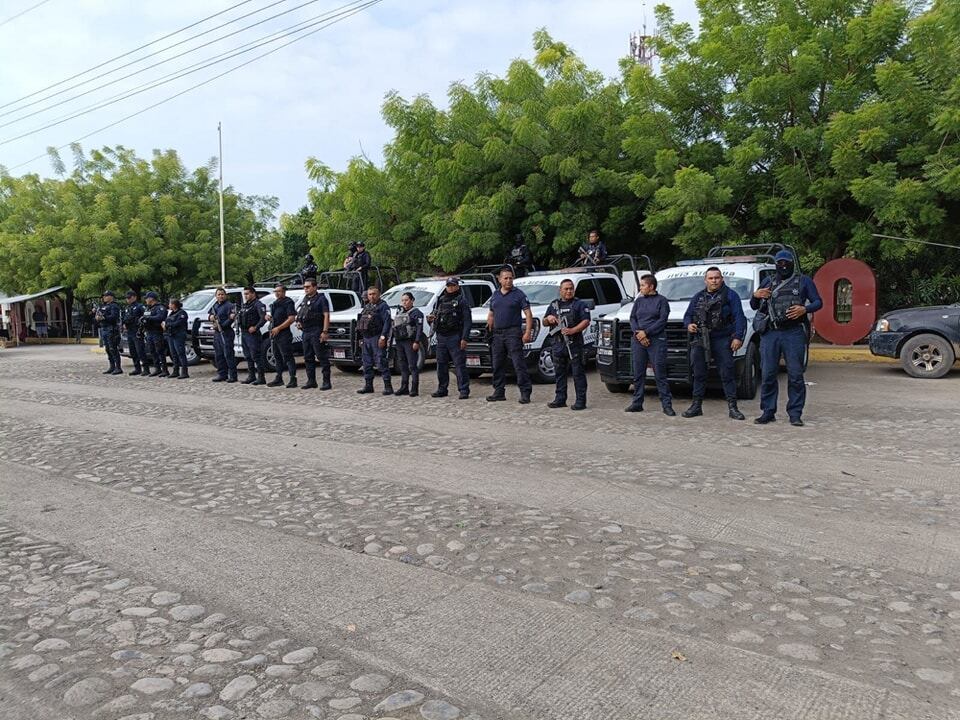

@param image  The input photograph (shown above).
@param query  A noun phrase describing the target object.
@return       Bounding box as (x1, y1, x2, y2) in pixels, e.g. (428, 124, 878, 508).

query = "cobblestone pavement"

(1, 346, 958, 719)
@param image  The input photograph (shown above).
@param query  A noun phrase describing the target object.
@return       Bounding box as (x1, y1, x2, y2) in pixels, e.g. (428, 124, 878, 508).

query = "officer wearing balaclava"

(750, 250, 823, 426)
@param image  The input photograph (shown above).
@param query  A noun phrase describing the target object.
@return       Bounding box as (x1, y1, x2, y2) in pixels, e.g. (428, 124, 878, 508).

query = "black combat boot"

(252, 369, 265, 386)
(547, 399, 566, 409)
(319, 372, 332, 391)
(302, 375, 319, 389)
(662, 404, 676, 417)
(357, 382, 374, 394)
(681, 399, 703, 418)
(431, 389, 447, 398)
(727, 400, 745, 420)
(395, 383, 409, 396)
(382, 379, 394, 396)
(178, 368, 190, 379)
(754, 412, 776, 424)
(624, 401, 643, 412)
(285, 377, 298, 388)
(518, 392, 531, 405)
(241, 372, 256, 384)
(168, 365, 180, 378)
(409, 380, 419, 397)
(130, 367, 142, 376)
(267, 376, 284, 387)
(486, 392, 506, 402)
(102, 364, 115, 374)
(571, 399, 586, 411)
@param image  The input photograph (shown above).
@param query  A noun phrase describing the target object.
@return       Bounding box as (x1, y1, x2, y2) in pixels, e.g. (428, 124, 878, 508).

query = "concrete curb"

(809, 345, 895, 364)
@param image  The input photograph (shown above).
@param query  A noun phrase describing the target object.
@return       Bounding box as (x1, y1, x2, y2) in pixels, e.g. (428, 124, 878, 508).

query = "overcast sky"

(0, 0, 698, 218)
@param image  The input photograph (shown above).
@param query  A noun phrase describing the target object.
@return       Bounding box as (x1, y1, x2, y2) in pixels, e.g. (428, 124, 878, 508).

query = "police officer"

(351, 241, 371, 295)
(577, 229, 607, 266)
(266, 284, 298, 388)
(209, 287, 238, 383)
(238, 287, 268, 385)
(543, 279, 590, 410)
(505, 233, 534, 277)
(751, 250, 823, 426)
(356, 285, 393, 395)
(96, 290, 123, 374)
(393, 291, 425, 397)
(626, 274, 674, 415)
(681, 267, 747, 420)
(427, 278, 471, 399)
(296, 278, 332, 391)
(487, 266, 534, 404)
(298, 254, 318, 284)
(123, 290, 147, 375)
(163, 298, 190, 379)
(142, 292, 169, 376)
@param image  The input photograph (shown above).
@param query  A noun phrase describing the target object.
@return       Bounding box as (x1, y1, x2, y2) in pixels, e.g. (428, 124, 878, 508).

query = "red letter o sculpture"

(813, 258, 877, 345)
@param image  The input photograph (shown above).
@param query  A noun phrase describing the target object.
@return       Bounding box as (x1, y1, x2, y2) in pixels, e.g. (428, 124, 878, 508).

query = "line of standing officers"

(97, 258, 822, 423)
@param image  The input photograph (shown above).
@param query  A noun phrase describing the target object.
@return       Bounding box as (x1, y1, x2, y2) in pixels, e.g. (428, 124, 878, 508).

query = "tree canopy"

(0, 145, 280, 298)
(305, 0, 960, 306)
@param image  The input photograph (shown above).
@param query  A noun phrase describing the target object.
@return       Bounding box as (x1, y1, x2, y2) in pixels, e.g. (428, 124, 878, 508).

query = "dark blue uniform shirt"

(490, 287, 530, 329)
(629, 294, 670, 337)
(683, 286, 747, 341)
(359, 300, 392, 338)
(97, 302, 120, 327)
(434, 290, 471, 340)
(210, 301, 236, 331)
(297, 293, 329, 331)
(750, 274, 823, 323)
(164, 309, 188, 336)
(123, 302, 145, 331)
(544, 298, 590, 344)
(269, 296, 296, 330)
(142, 304, 168, 334)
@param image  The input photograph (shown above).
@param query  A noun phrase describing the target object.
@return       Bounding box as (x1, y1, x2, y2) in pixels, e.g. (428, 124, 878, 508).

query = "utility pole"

(218, 121, 226, 286)
(630, 4, 659, 68)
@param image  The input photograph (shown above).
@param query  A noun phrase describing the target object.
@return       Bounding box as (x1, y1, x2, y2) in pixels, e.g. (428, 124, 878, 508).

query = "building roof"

(0, 286, 65, 304)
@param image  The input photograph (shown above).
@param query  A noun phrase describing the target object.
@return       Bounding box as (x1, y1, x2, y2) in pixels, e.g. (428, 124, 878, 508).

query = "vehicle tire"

(262, 341, 277, 373)
(467, 370, 484, 378)
(736, 341, 760, 400)
(532, 344, 556, 384)
(337, 364, 362, 374)
(185, 343, 201, 366)
(899, 333, 955, 379)
(604, 382, 631, 394)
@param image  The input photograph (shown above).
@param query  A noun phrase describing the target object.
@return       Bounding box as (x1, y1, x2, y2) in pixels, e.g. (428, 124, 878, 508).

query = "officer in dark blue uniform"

(543, 279, 590, 410)
(428, 278, 471, 399)
(297, 254, 318, 285)
(266, 284, 298, 388)
(142, 292, 168, 376)
(209, 287, 238, 383)
(356, 285, 393, 395)
(96, 290, 123, 375)
(626, 274, 674, 415)
(351, 241, 371, 295)
(505, 234, 535, 277)
(751, 250, 823, 426)
(393, 291, 425, 397)
(487, 266, 534, 404)
(123, 290, 147, 375)
(163, 298, 190, 379)
(681, 267, 747, 420)
(238, 286, 268, 385)
(296, 278, 332, 391)
(578, 229, 608, 266)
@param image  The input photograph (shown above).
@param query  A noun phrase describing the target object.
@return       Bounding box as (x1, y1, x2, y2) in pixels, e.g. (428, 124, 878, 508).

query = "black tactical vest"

(770, 275, 803, 326)
(393, 309, 417, 341)
(435, 293, 464, 334)
(698, 291, 727, 331)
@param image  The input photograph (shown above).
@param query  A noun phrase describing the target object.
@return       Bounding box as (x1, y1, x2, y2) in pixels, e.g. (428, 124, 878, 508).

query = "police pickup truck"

(195, 288, 361, 371)
(464, 258, 648, 383)
(325, 276, 497, 372)
(597, 245, 804, 399)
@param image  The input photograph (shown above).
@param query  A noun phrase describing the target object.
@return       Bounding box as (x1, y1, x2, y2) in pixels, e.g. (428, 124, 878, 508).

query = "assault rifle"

(692, 300, 711, 368)
(548, 301, 574, 361)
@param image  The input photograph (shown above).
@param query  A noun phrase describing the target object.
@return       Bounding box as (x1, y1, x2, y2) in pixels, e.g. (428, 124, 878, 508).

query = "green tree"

(0, 145, 281, 297)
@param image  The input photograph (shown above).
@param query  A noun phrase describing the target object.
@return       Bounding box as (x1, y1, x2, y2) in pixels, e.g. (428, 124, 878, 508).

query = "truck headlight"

(875, 319, 889, 332)
(599, 321, 613, 347)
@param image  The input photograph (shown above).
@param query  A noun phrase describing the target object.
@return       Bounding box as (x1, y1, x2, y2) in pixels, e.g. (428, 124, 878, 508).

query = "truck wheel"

(337, 364, 362, 374)
(900, 333, 955, 378)
(604, 382, 631, 394)
(533, 344, 556, 384)
(262, 342, 276, 373)
(185, 343, 201, 366)
(736, 341, 760, 400)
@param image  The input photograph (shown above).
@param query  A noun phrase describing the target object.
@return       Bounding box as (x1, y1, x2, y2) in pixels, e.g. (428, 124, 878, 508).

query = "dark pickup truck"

(869, 303, 960, 378)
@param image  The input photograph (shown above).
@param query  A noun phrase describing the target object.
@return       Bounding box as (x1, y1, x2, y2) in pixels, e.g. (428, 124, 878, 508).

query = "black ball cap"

(102, 290, 115, 297)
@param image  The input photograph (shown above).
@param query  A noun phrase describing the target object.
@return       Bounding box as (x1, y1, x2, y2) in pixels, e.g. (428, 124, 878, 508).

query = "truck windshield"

(502, 283, 563, 305)
(658, 276, 754, 301)
(381, 288, 434, 307)
(181, 290, 215, 311)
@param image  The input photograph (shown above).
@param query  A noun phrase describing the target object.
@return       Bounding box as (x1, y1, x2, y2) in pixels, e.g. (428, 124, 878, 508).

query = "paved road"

(1, 345, 958, 719)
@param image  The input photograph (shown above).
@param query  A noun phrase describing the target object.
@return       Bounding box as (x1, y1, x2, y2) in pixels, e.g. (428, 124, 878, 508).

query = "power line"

(0, 0, 52, 28)
(5, 0, 384, 172)
(872, 233, 960, 251)
(0, 0, 331, 126)
(0, 0, 371, 146)
(0, 0, 259, 111)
